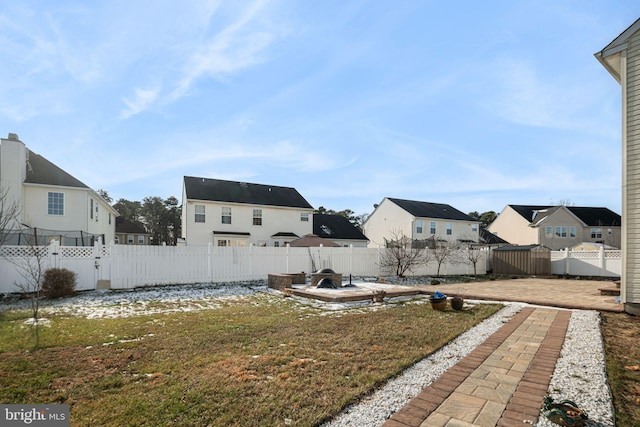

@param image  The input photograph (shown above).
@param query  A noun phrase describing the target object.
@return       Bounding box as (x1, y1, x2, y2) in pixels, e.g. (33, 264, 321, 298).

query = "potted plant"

(429, 291, 447, 311)
(451, 296, 464, 311)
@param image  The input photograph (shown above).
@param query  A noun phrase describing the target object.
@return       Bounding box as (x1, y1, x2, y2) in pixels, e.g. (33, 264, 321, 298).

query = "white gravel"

(1, 282, 616, 426)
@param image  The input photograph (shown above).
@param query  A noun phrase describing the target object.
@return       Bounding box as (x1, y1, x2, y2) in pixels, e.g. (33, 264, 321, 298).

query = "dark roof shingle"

(183, 176, 313, 209)
(313, 214, 368, 241)
(508, 205, 621, 227)
(388, 198, 476, 221)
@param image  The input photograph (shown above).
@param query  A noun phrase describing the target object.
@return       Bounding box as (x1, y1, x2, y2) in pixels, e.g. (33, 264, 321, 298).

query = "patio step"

(599, 287, 620, 296)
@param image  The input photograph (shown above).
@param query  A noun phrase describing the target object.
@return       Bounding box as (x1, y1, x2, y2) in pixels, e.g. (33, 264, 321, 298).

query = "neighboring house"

(0, 133, 117, 246)
(478, 227, 510, 246)
(115, 217, 150, 245)
(181, 176, 314, 246)
(363, 197, 480, 248)
(571, 242, 616, 251)
(487, 205, 621, 251)
(596, 17, 640, 315)
(313, 213, 369, 247)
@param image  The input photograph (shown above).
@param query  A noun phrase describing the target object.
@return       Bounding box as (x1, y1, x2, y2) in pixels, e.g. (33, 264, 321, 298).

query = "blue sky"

(1, 1, 638, 218)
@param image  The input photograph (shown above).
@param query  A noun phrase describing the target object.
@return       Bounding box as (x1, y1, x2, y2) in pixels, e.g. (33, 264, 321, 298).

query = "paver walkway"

(383, 306, 571, 427)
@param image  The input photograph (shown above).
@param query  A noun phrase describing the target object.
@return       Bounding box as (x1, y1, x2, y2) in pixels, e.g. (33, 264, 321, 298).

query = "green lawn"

(0, 294, 500, 426)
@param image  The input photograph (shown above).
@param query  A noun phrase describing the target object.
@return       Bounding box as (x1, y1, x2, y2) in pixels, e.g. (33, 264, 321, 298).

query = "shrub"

(430, 279, 441, 285)
(42, 268, 77, 299)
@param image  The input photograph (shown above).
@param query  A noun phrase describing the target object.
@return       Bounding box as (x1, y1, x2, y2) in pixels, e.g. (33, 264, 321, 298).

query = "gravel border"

(323, 304, 615, 427)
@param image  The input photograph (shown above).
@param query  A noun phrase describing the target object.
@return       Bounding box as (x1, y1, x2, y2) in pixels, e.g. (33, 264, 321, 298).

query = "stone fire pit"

(310, 268, 343, 289)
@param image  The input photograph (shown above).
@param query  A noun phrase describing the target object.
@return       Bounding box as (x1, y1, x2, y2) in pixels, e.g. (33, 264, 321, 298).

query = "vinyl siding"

(626, 30, 640, 304)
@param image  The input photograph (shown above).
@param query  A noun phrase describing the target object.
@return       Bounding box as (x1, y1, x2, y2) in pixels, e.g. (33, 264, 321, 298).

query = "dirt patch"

(601, 311, 640, 426)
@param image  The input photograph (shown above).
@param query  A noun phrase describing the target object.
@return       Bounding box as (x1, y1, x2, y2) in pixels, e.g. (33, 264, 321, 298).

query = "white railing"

(0, 242, 490, 293)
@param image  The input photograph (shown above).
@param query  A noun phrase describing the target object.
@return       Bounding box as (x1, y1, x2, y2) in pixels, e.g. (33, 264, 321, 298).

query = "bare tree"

(0, 185, 22, 247)
(466, 245, 483, 276)
(379, 229, 424, 277)
(12, 239, 48, 324)
(432, 239, 456, 276)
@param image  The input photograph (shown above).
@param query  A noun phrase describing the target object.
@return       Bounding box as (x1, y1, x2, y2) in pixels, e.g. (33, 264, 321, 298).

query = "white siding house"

(182, 176, 314, 246)
(488, 205, 621, 251)
(0, 133, 117, 245)
(363, 197, 479, 248)
(596, 17, 640, 315)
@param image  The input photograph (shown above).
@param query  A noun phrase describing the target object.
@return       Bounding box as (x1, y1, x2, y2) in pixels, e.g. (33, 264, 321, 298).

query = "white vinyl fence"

(0, 242, 491, 293)
(550, 248, 621, 277)
(2, 242, 620, 294)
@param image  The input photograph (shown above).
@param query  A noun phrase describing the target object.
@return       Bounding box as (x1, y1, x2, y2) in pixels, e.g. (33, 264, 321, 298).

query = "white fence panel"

(550, 249, 621, 277)
(2, 244, 622, 295)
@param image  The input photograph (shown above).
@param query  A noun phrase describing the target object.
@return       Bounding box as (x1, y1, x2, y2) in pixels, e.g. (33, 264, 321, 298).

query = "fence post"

(208, 242, 213, 283)
(564, 248, 570, 275)
(286, 243, 290, 273)
(599, 246, 605, 276)
(49, 239, 60, 269)
(249, 243, 253, 279)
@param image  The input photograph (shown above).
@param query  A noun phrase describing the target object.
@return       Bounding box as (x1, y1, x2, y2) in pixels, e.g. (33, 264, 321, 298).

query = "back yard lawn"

(0, 293, 500, 426)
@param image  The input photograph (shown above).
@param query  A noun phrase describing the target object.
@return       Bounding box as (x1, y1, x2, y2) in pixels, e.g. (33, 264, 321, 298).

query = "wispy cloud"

(169, 0, 277, 101)
(120, 87, 161, 119)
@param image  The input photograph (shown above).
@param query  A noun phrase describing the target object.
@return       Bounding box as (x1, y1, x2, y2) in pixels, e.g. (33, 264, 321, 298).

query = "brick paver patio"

(382, 306, 571, 427)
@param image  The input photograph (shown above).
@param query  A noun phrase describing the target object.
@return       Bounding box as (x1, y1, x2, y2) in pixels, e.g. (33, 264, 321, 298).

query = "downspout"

(621, 48, 628, 307)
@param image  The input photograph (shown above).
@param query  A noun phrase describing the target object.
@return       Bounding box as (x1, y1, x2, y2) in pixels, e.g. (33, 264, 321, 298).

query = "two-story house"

(0, 133, 117, 245)
(181, 176, 314, 246)
(363, 197, 479, 248)
(115, 217, 150, 245)
(487, 205, 621, 250)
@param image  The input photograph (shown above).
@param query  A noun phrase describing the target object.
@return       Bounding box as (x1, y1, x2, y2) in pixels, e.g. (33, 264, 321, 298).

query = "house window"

(115, 236, 119, 244)
(471, 224, 478, 232)
(545, 226, 552, 237)
(127, 234, 134, 244)
(446, 223, 452, 235)
(301, 212, 309, 222)
(137, 235, 145, 244)
(253, 209, 262, 226)
(195, 205, 205, 223)
(109, 213, 112, 225)
(608, 228, 613, 235)
(90, 199, 94, 219)
(221, 207, 231, 224)
(570, 226, 577, 238)
(416, 220, 423, 234)
(95, 203, 99, 222)
(591, 228, 602, 239)
(48, 192, 64, 215)
(555, 226, 567, 237)
(217, 240, 227, 247)
(430, 221, 436, 234)
(274, 241, 280, 247)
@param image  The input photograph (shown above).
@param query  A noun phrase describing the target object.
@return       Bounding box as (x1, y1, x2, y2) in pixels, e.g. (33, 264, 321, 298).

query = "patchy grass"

(601, 311, 640, 426)
(0, 295, 500, 426)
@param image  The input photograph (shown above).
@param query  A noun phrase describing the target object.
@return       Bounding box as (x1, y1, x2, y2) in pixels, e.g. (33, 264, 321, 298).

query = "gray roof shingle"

(25, 150, 89, 189)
